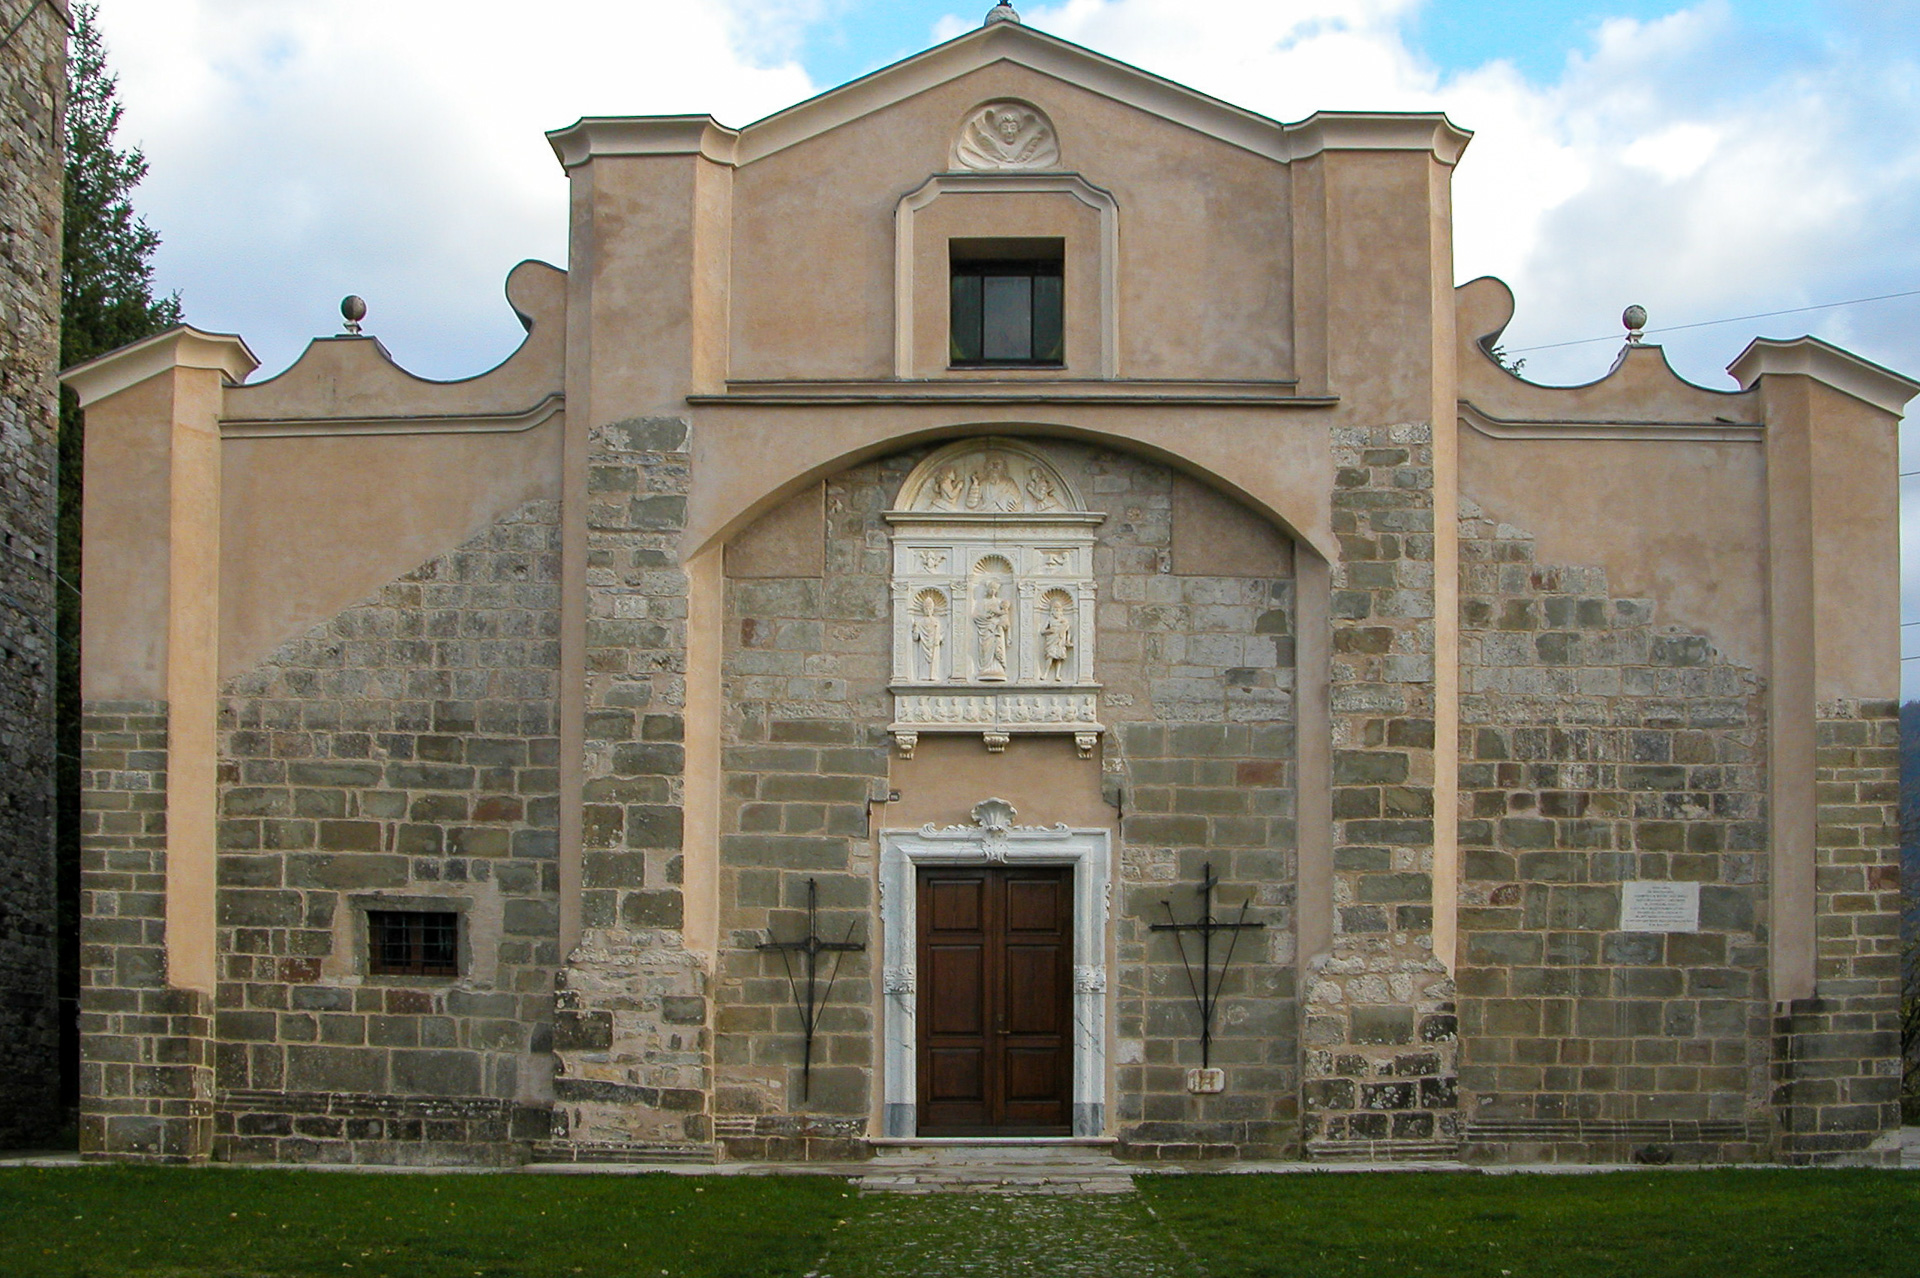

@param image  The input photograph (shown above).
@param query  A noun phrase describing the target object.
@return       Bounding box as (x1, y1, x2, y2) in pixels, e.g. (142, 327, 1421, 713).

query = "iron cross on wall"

(757, 877, 865, 1102)
(1150, 862, 1265, 1073)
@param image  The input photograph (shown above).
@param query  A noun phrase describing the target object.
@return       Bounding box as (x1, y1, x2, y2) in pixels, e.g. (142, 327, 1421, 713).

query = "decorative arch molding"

(894, 173, 1119, 379)
(686, 420, 1335, 565)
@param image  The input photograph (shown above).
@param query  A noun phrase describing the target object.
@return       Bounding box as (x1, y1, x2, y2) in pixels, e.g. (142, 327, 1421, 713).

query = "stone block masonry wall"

(79, 702, 216, 1161)
(1304, 422, 1457, 1158)
(711, 458, 894, 1162)
(212, 501, 560, 1165)
(1773, 699, 1904, 1164)
(1092, 451, 1297, 1161)
(0, 0, 66, 1147)
(1454, 498, 1771, 1164)
(549, 416, 711, 1157)
(712, 442, 1298, 1160)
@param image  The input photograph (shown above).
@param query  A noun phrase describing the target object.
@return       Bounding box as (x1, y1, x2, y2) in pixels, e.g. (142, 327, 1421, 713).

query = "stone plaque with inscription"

(1619, 880, 1701, 933)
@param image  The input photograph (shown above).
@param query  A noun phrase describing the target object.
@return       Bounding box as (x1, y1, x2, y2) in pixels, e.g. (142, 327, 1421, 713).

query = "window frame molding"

(894, 172, 1119, 380)
(350, 894, 473, 984)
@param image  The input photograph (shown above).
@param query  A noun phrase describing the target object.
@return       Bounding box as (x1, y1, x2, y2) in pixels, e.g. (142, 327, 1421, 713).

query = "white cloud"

(93, 0, 819, 378)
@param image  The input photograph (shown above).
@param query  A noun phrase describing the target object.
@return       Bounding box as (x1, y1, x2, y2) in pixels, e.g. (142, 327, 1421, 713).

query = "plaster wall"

(219, 423, 564, 680)
(80, 373, 175, 699)
(726, 64, 1293, 384)
(1458, 434, 1769, 672)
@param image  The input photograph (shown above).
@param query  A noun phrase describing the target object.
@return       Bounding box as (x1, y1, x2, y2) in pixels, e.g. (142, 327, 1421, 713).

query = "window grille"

(367, 910, 459, 977)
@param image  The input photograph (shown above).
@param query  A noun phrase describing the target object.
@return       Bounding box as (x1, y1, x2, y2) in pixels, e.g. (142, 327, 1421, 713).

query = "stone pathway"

(808, 1191, 1194, 1277)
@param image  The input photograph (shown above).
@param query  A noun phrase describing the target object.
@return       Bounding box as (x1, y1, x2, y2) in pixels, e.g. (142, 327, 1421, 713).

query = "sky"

(87, 0, 1920, 689)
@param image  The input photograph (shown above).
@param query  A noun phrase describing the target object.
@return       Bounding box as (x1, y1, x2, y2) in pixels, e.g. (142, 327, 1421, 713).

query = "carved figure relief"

(911, 589, 947, 682)
(931, 467, 965, 510)
(973, 579, 1013, 680)
(1040, 591, 1074, 682)
(953, 101, 1061, 171)
(886, 438, 1104, 754)
(966, 456, 1022, 512)
(1027, 467, 1063, 511)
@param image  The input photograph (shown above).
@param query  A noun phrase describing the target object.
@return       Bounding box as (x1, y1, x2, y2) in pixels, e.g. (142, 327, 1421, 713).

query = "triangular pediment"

(735, 20, 1292, 165)
(548, 20, 1469, 170)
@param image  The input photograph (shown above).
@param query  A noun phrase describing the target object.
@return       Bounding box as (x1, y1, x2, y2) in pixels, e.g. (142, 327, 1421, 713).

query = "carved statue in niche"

(954, 101, 1061, 171)
(1026, 467, 1063, 511)
(974, 580, 1012, 680)
(966, 455, 1022, 513)
(911, 590, 946, 682)
(1040, 593, 1074, 682)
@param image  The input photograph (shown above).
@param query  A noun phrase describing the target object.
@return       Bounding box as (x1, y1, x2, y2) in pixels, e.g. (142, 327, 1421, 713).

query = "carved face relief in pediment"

(953, 100, 1061, 172)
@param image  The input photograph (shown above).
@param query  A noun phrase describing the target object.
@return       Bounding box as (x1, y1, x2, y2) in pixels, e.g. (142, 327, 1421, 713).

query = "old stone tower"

(0, 0, 67, 1148)
(64, 8, 1917, 1166)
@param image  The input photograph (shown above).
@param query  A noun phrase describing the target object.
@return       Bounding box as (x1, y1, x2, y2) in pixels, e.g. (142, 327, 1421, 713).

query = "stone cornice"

(1284, 112, 1473, 166)
(546, 116, 740, 169)
(1458, 400, 1764, 443)
(1727, 336, 1920, 418)
(60, 325, 259, 409)
(220, 393, 564, 439)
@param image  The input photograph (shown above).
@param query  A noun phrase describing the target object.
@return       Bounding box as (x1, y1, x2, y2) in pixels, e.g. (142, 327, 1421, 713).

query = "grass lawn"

(0, 1166, 1914, 1277)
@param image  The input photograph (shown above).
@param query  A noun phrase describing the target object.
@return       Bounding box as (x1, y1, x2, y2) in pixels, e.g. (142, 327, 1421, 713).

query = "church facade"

(64, 11, 1916, 1167)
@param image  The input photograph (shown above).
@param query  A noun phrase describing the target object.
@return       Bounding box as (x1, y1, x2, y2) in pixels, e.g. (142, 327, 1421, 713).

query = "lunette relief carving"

(953, 101, 1061, 172)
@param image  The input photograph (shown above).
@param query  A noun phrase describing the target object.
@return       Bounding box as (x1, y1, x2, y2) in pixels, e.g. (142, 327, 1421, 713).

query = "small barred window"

(367, 910, 459, 977)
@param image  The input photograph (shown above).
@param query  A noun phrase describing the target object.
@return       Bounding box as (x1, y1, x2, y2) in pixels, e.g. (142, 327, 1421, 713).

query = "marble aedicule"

(884, 440, 1103, 756)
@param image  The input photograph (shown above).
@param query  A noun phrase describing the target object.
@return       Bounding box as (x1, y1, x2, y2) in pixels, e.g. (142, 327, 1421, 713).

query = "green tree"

(55, 1, 182, 1110)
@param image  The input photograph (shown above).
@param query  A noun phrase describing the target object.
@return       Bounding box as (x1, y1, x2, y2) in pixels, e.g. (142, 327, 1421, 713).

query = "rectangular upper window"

(950, 239, 1064, 367)
(367, 910, 459, 977)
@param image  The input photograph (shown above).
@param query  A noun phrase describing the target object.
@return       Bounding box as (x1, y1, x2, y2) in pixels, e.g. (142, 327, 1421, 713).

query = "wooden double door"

(917, 866, 1073, 1135)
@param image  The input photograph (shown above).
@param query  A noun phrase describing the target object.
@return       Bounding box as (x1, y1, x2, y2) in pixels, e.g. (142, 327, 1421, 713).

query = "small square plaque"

(1620, 880, 1701, 933)
(1186, 1067, 1225, 1095)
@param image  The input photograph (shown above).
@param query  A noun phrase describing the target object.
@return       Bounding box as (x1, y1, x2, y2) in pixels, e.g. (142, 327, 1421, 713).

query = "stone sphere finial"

(341, 295, 367, 335)
(985, 3, 1021, 24)
(1622, 303, 1648, 345)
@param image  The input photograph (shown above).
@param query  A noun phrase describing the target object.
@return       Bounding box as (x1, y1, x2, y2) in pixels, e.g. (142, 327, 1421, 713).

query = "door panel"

(917, 866, 1072, 1135)
(927, 945, 985, 1036)
(1003, 946, 1063, 1033)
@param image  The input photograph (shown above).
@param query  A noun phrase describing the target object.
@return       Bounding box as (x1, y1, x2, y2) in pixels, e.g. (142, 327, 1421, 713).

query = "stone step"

(859, 1141, 1137, 1194)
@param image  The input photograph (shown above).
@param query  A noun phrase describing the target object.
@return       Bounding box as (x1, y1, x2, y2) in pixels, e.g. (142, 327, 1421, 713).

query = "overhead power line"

(1508, 287, 1920, 354)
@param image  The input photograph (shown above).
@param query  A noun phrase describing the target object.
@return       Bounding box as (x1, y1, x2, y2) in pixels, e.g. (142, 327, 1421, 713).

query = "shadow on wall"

(1901, 702, 1920, 1122)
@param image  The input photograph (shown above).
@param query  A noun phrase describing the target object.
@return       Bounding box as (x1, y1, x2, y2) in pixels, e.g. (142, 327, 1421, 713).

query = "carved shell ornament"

(953, 101, 1061, 171)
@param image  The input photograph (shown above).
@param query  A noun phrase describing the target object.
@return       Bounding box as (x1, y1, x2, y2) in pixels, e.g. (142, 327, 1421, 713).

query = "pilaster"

(64, 326, 257, 1160)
